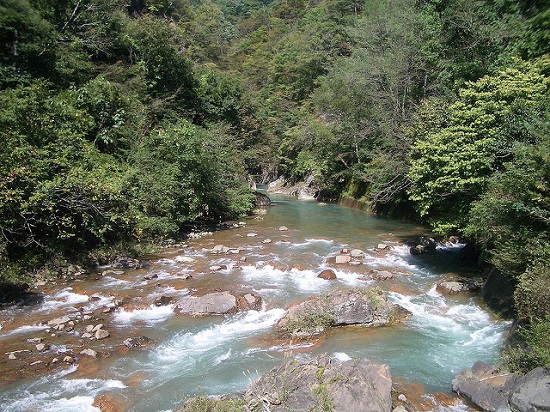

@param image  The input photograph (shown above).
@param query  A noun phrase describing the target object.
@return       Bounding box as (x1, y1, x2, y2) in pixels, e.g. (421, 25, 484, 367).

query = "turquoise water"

(0, 195, 509, 411)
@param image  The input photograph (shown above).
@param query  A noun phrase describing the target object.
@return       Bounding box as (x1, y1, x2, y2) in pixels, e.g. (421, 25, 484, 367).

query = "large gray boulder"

(176, 292, 261, 316)
(453, 362, 550, 412)
(245, 355, 393, 412)
(453, 361, 517, 411)
(509, 367, 550, 412)
(275, 288, 411, 339)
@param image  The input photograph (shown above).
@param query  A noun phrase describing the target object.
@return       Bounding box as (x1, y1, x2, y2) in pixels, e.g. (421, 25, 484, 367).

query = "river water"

(0, 195, 510, 411)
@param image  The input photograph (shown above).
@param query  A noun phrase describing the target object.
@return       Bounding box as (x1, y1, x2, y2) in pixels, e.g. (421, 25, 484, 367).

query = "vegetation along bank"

(0, 0, 548, 382)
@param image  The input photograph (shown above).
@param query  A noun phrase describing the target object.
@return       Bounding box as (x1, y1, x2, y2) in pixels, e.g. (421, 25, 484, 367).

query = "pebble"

(85, 325, 95, 333)
(279, 226, 288, 231)
(27, 338, 43, 344)
(398, 394, 407, 402)
(63, 356, 74, 363)
(95, 329, 110, 340)
(247, 233, 258, 237)
(80, 348, 98, 358)
(82, 332, 93, 339)
(175, 256, 195, 263)
(262, 239, 272, 244)
(92, 324, 104, 333)
(36, 343, 48, 352)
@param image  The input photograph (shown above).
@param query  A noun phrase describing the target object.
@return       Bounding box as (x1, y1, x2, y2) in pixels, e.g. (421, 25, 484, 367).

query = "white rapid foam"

(38, 288, 90, 312)
(152, 308, 285, 367)
(1, 365, 126, 412)
(332, 352, 352, 362)
(1, 324, 49, 338)
(112, 304, 175, 325)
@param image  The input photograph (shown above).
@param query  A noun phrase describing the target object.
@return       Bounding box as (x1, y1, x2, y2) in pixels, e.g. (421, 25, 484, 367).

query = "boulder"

(244, 355, 392, 412)
(374, 270, 394, 281)
(95, 329, 110, 340)
(350, 249, 365, 258)
(482, 267, 516, 318)
(453, 361, 518, 411)
(154, 296, 175, 306)
(317, 269, 337, 280)
(335, 255, 352, 264)
(112, 255, 142, 269)
(453, 362, 550, 412)
(177, 292, 238, 316)
(408, 237, 438, 255)
(80, 348, 98, 358)
(237, 294, 262, 311)
(47, 315, 71, 327)
(275, 288, 411, 339)
(123, 336, 152, 349)
(437, 279, 481, 294)
(211, 245, 230, 254)
(254, 191, 272, 206)
(509, 367, 550, 412)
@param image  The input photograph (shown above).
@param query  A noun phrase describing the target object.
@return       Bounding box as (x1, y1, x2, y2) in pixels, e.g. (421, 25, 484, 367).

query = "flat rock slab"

(177, 292, 262, 316)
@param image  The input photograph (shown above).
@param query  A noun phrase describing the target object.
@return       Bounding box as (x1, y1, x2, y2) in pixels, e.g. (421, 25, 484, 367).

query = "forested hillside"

(1, 0, 548, 371)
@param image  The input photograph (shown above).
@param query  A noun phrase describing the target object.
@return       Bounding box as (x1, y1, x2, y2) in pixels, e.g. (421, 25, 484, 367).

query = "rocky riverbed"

(0, 196, 512, 411)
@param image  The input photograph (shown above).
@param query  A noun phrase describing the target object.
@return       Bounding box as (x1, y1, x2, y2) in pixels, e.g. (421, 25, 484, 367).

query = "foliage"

(409, 58, 550, 234)
(502, 314, 550, 373)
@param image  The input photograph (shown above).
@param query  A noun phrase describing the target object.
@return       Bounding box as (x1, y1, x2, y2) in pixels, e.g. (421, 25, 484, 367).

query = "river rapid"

(0, 195, 510, 411)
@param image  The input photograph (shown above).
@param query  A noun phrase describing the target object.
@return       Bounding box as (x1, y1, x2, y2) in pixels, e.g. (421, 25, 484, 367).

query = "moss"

(284, 311, 335, 337)
(180, 396, 251, 412)
(312, 383, 334, 412)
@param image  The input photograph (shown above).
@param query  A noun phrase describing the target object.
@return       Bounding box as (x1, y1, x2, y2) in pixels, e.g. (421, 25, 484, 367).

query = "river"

(0, 194, 510, 411)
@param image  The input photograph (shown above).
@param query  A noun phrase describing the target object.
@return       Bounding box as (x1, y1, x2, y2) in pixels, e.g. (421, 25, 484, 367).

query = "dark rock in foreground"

(181, 355, 393, 412)
(246, 355, 392, 412)
(275, 287, 411, 339)
(452, 361, 550, 412)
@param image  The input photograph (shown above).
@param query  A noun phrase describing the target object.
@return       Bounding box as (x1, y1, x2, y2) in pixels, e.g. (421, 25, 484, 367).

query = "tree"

(408, 58, 550, 233)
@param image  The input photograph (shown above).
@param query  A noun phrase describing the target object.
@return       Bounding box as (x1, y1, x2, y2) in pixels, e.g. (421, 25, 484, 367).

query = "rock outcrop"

(181, 356, 393, 412)
(275, 288, 411, 339)
(452, 361, 550, 412)
(245, 356, 393, 412)
(253, 191, 272, 206)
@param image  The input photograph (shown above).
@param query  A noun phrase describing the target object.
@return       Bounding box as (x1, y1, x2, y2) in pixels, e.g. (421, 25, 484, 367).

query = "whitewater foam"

(112, 304, 175, 325)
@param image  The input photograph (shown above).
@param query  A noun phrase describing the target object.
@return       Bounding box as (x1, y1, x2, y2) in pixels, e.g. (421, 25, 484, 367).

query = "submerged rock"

(275, 287, 411, 339)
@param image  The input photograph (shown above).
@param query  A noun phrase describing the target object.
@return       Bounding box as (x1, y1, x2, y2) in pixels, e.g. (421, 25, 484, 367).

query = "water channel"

(0, 194, 510, 411)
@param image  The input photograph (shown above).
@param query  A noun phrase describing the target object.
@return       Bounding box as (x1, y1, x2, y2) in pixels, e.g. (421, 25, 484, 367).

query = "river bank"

(0, 195, 510, 411)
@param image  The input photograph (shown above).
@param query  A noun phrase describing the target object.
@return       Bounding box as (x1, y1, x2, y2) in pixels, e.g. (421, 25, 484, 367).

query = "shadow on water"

(0, 282, 45, 307)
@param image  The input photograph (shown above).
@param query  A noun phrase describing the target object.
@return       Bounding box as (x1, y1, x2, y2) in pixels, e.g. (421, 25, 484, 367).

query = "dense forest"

(0, 0, 548, 372)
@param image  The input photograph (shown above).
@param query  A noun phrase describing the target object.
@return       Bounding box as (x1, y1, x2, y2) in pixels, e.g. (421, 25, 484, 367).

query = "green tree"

(409, 58, 550, 233)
